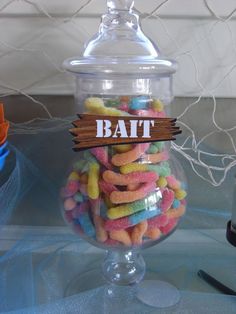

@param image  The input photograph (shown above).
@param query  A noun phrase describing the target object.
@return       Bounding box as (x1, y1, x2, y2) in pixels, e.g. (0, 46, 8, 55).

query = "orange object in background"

(0, 103, 9, 145)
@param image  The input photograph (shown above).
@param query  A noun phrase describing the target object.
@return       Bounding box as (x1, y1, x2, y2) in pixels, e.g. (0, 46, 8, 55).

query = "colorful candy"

(142, 151, 169, 163)
(129, 96, 149, 110)
(105, 208, 160, 231)
(107, 195, 159, 219)
(110, 181, 156, 204)
(110, 230, 132, 246)
(62, 95, 187, 248)
(85, 97, 128, 116)
(111, 143, 150, 166)
(77, 212, 96, 237)
(160, 189, 175, 212)
(87, 163, 100, 200)
(99, 180, 118, 196)
(120, 161, 171, 177)
(160, 218, 178, 235)
(166, 205, 186, 219)
(91, 147, 112, 170)
(113, 144, 132, 153)
(64, 198, 77, 211)
(157, 176, 167, 188)
(147, 214, 168, 229)
(131, 221, 148, 245)
(151, 99, 164, 112)
(90, 199, 108, 243)
(175, 189, 187, 200)
(166, 175, 181, 190)
(103, 170, 158, 186)
(145, 228, 162, 240)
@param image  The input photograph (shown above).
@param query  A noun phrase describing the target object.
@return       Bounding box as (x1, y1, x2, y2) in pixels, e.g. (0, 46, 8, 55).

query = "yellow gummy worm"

(175, 189, 187, 200)
(87, 163, 100, 199)
(120, 163, 147, 174)
(107, 205, 132, 219)
(151, 99, 164, 112)
(113, 144, 133, 153)
(85, 97, 127, 116)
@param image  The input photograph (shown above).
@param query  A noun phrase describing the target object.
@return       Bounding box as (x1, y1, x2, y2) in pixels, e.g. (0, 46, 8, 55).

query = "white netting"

(0, 0, 236, 185)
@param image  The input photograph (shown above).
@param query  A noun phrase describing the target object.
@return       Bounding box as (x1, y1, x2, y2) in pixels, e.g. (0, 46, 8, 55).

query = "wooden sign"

(70, 114, 181, 151)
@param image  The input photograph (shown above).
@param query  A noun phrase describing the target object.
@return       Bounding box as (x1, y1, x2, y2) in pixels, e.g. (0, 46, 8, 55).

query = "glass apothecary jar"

(62, 0, 187, 307)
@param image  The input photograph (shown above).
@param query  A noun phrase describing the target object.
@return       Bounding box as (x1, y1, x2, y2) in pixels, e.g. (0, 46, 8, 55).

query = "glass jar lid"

(63, 0, 177, 76)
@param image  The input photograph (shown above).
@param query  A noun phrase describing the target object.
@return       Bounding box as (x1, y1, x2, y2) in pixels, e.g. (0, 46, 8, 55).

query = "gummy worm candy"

(85, 97, 128, 116)
(103, 170, 158, 186)
(110, 181, 156, 204)
(160, 218, 178, 235)
(147, 214, 169, 229)
(87, 163, 100, 200)
(120, 161, 171, 177)
(90, 199, 108, 243)
(90, 147, 112, 170)
(68, 171, 80, 181)
(129, 96, 149, 110)
(145, 228, 162, 240)
(72, 201, 89, 218)
(107, 195, 160, 220)
(80, 173, 88, 184)
(142, 151, 169, 164)
(160, 189, 175, 212)
(166, 175, 181, 190)
(111, 143, 150, 167)
(113, 144, 132, 153)
(129, 109, 166, 118)
(156, 176, 168, 188)
(174, 189, 187, 200)
(109, 230, 132, 246)
(76, 213, 96, 237)
(151, 99, 164, 112)
(166, 205, 186, 219)
(99, 180, 118, 196)
(147, 141, 165, 154)
(105, 208, 160, 231)
(131, 220, 148, 245)
(64, 198, 77, 211)
(127, 183, 140, 191)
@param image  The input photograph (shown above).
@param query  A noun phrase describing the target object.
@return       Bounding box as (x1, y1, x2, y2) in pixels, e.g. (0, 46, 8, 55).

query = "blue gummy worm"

(77, 213, 95, 237)
(129, 207, 161, 226)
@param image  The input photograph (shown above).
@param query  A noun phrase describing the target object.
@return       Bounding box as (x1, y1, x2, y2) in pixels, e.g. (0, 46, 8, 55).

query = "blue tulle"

(0, 123, 235, 313)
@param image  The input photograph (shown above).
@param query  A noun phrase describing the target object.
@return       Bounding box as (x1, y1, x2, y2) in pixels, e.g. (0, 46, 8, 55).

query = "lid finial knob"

(107, 0, 134, 12)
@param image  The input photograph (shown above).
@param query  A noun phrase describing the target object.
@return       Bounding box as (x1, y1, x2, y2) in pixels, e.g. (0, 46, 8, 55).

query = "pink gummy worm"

(148, 214, 168, 229)
(99, 179, 118, 196)
(90, 147, 112, 170)
(129, 109, 166, 118)
(105, 216, 130, 231)
(166, 175, 181, 190)
(111, 143, 150, 166)
(160, 189, 175, 212)
(160, 218, 178, 235)
(118, 103, 129, 112)
(103, 170, 158, 186)
(110, 181, 156, 204)
(142, 151, 169, 164)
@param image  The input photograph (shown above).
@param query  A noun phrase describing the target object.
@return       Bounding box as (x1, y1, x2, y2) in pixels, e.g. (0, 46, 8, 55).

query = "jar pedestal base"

(64, 268, 180, 309)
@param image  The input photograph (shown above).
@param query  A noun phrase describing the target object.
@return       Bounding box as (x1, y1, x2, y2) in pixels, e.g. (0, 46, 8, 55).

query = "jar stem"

(102, 250, 146, 286)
